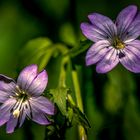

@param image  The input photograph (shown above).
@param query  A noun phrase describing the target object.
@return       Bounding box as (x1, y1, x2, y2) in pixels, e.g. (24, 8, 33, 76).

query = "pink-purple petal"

(96, 49, 119, 73)
(17, 64, 38, 91)
(86, 40, 111, 66)
(19, 112, 26, 128)
(0, 109, 10, 126)
(23, 102, 31, 119)
(18, 105, 26, 127)
(6, 115, 18, 133)
(88, 13, 117, 37)
(125, 40, 140, 56)
(0, 98, 16, 126)
(80, 23, 108, 42)
(30, 96, 55, 115)
(0, 75, 16, 103)
(0, 74, 16, 92)
(116, 5, 137, 37)
(0, 91, 12, 103)
(124, 13, 140, 42)
(120, 48, 140, 73)
(30, 105, 51, 125)
(126, 40, 140, 50)
(27, 70, 48, 96)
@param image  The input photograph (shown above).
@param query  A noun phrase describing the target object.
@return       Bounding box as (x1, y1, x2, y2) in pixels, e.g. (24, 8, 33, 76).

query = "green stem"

(72, 70, 83, 112)
(72, 70, 87, 140)
(58, 56, 69, 88)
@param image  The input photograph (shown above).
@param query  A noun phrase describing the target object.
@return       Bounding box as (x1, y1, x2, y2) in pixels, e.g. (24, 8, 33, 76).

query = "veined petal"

(116, 5, 137, 37)
(0, 98, 16, 126)
(29, 96, 55, 115)
(23, 101, 31, 118)
(17, 64, 38, 91)
(27, 70, 48, 96)
(96, 48, 119, 73)
(6, 115, 18, 133)
(80, 23, 108, 42)
(0, 74, 16, 91)
(30, 104, 51, 125)
(0, 91, 12, 103)
(19, 105, 26, 127)
(126, 40, 140, 50)
(126, 40, 140, 53)
(86, 40, 111, 66)
(120, 48, 140, 73)
(0, 74, 16, 94)
(0, 75, 16, 103)
(32, 113, 50, 125)
(123, 12, 140, 42)
(88, 13, 117, 37)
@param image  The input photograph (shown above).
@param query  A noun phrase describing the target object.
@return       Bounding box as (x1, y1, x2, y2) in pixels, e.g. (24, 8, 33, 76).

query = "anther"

(13, 109, 20, 118)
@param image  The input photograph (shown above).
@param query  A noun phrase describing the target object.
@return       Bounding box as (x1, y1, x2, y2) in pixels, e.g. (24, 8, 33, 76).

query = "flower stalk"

(72, 70, 87, 140)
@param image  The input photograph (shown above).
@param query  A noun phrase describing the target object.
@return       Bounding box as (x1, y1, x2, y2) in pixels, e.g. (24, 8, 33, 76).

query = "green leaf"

(49, 87, 69, 116)
(67, 94, 91, 129)
(20, 37, 54, 70)
(72, 106, 91, 129)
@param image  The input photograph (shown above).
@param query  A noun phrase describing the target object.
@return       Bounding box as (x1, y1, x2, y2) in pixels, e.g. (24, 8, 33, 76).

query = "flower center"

(12, 86, 29, 118)
(113, 38, 125, 49)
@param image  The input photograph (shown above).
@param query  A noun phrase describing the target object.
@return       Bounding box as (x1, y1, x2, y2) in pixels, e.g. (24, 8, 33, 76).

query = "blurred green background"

(0, 0, 140, 140)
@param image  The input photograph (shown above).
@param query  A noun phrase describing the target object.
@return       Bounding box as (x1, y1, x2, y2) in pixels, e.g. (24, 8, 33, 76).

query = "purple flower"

(81, 5, 140, 73)
(0, 64, 55, 133)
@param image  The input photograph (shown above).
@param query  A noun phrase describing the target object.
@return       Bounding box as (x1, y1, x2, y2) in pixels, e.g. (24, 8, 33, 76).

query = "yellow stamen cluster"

(113, 38, 125, 49)
(13, 109, 20, 118)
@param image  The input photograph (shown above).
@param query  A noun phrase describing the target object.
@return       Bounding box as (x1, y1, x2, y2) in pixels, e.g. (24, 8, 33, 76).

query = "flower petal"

(96, 48, 119, 73)
(19, 112, 26, 128)
(126, 40, 140, 50)
(17, 64, 38, 91)
(18, 104, 26, 127)
(126, 40, 140, 52)
(30, 104, 51, 125)
(80, 23, 108, 42)
(0, 98, 16, 126)
(6, 115, 18, 133)
(123, 12, 140, 42)
(23, 101, 31, 118)
(88, 13, 117, 37)
(27, 70, 48, 96)
(0, 74, 16, 92)
(0, 91, 12, 103)
(0, 74, 16, 103)
(86, 40, 111, 66)
(116, 5, 137, 37)
(120, 47, 140, 73)
(29, 96, 55, 115)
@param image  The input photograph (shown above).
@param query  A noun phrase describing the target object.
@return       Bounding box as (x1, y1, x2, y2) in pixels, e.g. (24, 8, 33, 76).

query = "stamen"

(116, 42, 125, 49)
(15, 93, 19, 96)
(22, 91, 25, 94)
(16, 85, 22, 93)
(12, 98, 24, 118)
(13, 109, 20, 118)
(12, 86, 29, 118)
(113, 37, 125, 49)
(10, 96, 14, 98)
